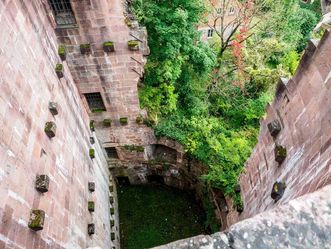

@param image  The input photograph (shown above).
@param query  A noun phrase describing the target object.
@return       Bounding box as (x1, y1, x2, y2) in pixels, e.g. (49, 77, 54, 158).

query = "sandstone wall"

(0, 1, 112, 248)
(54, 0, 154, 148)
(231, 31, 331, 224)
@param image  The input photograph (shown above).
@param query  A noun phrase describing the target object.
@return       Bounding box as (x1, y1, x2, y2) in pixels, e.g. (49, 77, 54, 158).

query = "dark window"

(105, 147, 118, 159)
(207, 29, 214, 38)
(49, 0, 76, 26)
(84, 92, 106, 112)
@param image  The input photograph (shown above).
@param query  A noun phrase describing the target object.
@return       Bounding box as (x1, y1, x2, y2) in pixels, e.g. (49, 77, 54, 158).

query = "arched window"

(48, 0, 76, 26)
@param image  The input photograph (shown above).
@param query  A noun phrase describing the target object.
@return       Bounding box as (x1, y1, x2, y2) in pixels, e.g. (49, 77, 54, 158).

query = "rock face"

(153, 185, 331, 249)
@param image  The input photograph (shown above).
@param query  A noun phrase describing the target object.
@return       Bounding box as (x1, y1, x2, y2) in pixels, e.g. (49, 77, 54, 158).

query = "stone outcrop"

(153, 184, 331, 249)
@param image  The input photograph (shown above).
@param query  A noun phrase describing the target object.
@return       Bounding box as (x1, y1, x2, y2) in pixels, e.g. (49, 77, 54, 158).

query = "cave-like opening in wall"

(107, 139, 231, 249)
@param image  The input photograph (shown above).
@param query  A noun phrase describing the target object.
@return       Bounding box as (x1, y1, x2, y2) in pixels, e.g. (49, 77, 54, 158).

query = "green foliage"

(134, 0, 320, 211)
(119, 185, 207, 249)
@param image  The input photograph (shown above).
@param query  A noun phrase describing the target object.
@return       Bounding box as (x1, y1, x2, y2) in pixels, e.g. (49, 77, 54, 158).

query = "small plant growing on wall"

(80, 43, 91, 55)
(271, 181, 286, 202)
(90, 120, 95, 132)
(103, 119, 112, 127)
(275, 145, 287, 164)
(120, 117, 128, 125)
(44, 122, 56, 138)
(103, 41, 115, 52)
(55, 64, 63, 78)
(58, 45, 66, 61)
(89, 149, 95, 159)
(88, 201, 95, 212)
(28, 209, 45, 231)
(127, 40, 139, 51)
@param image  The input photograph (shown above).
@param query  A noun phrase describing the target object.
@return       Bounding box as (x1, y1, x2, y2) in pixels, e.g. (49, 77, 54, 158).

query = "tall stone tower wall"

(0, 1, 114, 248)
(230, 32, 331, 225)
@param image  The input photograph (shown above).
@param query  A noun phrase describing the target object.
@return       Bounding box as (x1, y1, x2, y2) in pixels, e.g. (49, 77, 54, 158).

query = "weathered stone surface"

(153, 185, 331, 249)
(35, 175, 50, 193)
(238, 31, 331, 224)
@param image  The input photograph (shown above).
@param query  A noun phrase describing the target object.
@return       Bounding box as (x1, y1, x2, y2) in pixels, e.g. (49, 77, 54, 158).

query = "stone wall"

(231, 31, 331, 224)
(54, 0, 153, 148)
(0, 1, 112, 248)
(152, 184, 331, 249)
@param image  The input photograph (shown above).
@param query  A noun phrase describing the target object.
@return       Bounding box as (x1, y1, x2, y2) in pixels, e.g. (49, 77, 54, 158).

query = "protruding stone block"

(90, 137, 95, 144)
(103, 41, 115, 52)
(271, 181, 286, 202)
(110, 219, 115, 227)
(267, 120, 281, 137)
(103, 119, 112, 127)
(28, 209, 45, 231)
(136, 115, 144, 124)
(44, 122, 56, 138)
(119, 117, 128, 125)
(109, 196, 114, 204)
(90, 120, 95, 132)
(58, 45, 66, 61)
(88, 223, 95, 235)
(128, 40, 139, 51)
(89, 149, 95, 159)
(111, 232, 115, 241)
(275, 145, 287, 164)
(110, 207, 115, 215)
(80, 43, 91, 55)
(88, 182, 95, 192)
(55, 64, 63, 78)
(48, 102, 58, 116)
(88, 201, 95, 212)
(35, 175, 50, 193)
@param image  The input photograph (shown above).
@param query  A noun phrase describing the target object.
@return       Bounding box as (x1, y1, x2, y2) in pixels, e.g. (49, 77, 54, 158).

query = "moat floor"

(118, 185, 207, 249)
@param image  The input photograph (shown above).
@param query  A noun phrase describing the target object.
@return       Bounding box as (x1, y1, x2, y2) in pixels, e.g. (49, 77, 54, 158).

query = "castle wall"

(0, 1, 112, 248)
(230, 32, 331, 224)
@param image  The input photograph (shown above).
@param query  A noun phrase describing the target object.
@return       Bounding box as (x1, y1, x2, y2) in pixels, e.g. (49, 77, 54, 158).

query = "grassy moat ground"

(118, 184, 207, 249)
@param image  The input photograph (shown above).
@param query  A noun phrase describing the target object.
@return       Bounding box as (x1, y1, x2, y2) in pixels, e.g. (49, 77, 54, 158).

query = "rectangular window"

(207, 29, 214, 38)
(105, 147, 119, 159)
(229, 7, 235, 15)
(49, 0, 76, 26)
(84, 92, 106, 112)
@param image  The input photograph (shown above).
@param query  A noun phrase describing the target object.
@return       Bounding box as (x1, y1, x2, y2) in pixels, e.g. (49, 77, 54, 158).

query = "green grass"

(118, 185, 207, 249)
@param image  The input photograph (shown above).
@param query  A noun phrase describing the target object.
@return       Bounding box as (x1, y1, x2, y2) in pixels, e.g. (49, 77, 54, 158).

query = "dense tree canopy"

(132, 0, 321, 219)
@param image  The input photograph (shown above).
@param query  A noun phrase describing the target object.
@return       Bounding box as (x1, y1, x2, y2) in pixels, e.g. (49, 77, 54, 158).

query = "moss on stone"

(110, 219, 115, 227)
(136, 115, 144, 124)
(109, 184, 114, 192)
(103, 41, 114, 47)
(28, 209, 45, 231)
(103, 119, 112, 127)
(88, 201, 95, 212)
(44, 122, 56, 138)
(111, 232, 115, 241)
(90, 120, 95, 131)
(127, 40, 139, 50)
(89, 149, 95, 159)
(58, 45, 66, 56)
(110, 207, 115, 215)
(123, 144, 144, 152)
(55, 64, 63, 72)
(120, 117, 128, 125)
(80, 43, 90, 49)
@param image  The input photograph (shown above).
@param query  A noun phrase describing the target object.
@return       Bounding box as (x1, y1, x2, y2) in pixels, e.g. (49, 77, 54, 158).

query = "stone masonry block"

(28, 209, 45, 231)
(267, 119, 281, 137)
(44, 122, 56, 138)
(35, 175, 50, 193)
